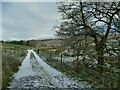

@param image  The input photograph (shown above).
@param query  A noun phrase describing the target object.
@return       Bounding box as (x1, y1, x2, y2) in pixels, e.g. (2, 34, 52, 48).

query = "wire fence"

(39, 50, 120, 88)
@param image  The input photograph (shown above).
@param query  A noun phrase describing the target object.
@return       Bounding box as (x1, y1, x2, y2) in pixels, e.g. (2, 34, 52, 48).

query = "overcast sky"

(2, 2, 61, 41)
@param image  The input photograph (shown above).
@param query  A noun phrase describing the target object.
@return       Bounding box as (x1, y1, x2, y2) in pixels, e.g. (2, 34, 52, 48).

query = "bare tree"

(55, 1, 120, 72)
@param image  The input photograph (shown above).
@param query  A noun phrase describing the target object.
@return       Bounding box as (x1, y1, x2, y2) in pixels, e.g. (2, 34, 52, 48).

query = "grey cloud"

(2, 2, 61, 41)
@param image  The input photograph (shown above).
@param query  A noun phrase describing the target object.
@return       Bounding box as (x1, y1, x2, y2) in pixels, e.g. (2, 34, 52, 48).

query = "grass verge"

(2, 53, 21, 90)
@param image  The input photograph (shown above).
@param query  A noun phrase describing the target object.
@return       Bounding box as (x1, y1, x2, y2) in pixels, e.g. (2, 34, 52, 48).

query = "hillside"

(1, 34, 120, 89)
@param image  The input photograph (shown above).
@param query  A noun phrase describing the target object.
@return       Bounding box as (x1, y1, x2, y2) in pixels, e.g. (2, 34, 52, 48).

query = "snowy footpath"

(9, 50, 90, 90)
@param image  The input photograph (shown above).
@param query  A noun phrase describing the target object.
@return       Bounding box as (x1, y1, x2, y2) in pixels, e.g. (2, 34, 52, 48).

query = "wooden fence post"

(118, 40, 120, 88)
(60, 54, 63, 66)
(49, 52, 52, 60)
(37, 49, 39, 54)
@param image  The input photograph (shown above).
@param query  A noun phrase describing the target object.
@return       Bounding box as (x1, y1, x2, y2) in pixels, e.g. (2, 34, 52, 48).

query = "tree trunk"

(97, 48, 104, 73)
(95, 41, 105, 73)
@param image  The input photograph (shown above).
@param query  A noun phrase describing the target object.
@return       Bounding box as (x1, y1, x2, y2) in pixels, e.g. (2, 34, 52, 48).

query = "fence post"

(118, 40, 120, 88)
(60, 54, 63, 66)
(75, 52, 79, 73)
(37, 49, 39, 54)
(118, 40, 120, 69)
(49, 52, 52, 60)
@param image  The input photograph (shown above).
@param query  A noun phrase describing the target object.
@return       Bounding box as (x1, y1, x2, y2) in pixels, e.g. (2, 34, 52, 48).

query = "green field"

(2, 43, 33, 50)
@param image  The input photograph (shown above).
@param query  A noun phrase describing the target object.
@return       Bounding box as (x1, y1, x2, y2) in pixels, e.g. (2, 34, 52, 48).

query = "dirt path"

(9, 50, 90, 89)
